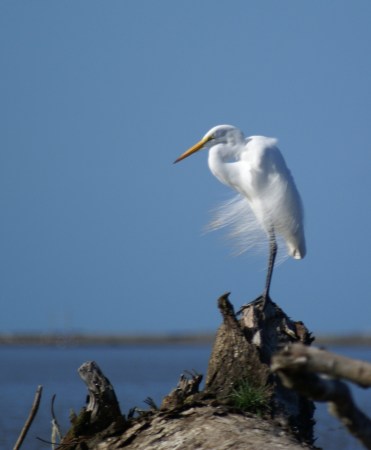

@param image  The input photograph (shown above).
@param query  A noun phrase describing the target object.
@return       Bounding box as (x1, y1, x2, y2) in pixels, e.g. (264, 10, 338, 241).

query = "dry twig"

(13, 385, 43, 450)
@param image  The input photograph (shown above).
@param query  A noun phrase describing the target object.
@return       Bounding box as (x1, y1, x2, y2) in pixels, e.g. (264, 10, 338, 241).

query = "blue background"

(1, 1, 370, 335)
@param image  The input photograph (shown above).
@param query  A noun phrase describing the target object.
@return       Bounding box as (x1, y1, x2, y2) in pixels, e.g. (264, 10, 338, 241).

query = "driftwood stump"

(205, 293, 315, 443)
(60, 361, 126, 449)
(58, 294, 317, 450)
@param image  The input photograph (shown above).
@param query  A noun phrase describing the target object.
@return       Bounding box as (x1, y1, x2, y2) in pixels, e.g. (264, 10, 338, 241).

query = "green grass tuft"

(230, 380, 271, 415)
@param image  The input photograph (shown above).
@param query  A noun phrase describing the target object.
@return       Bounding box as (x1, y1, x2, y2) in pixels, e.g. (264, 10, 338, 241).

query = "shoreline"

(1, 333, 371, 347)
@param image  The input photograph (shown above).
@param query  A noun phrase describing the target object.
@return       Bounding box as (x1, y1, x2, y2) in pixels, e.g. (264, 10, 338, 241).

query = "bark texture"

(205, 294, 315, 443)
(57, 294, 317, 450)
(272, 343, 371, 450)
(60, 361, 126, 448)
(84, 405, 316, 450)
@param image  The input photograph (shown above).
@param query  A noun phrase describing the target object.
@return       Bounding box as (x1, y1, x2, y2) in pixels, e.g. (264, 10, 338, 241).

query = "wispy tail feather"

(205, 194, 289, 264)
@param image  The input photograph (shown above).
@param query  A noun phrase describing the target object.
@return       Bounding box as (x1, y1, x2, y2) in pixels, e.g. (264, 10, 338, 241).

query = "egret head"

(174, 124, 244, 163)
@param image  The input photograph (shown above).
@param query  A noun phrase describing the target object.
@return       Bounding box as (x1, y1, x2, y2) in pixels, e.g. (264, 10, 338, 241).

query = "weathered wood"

(51, 394, 62, 448)
(78, 361, 122, 424)
(205, 293, 315, 444)
(13, 385, 43, 450)
(59, 361, 126, 449)
(161, 371, 203, 410)
(272, 343, 371, 449)
(87, 404, 318, 450)
(58, 295, 318, 450)
(205, 293, 268, 398)
(272, 342, 371, 387)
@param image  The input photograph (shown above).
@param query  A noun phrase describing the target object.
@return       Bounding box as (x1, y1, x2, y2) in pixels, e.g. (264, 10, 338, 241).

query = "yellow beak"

(174, 136, 210, 164)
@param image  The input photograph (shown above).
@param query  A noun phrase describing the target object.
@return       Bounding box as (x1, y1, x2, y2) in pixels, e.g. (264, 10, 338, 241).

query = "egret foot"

(236, 295, 263, 315)
(261, 293, 272, 312)
(236, 294, 272, 315)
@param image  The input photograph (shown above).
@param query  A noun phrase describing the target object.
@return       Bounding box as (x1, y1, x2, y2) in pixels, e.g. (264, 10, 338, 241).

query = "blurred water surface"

(0, 345, 370, 450)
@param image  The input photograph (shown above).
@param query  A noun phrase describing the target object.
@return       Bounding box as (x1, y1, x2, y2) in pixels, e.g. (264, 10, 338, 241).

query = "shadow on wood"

(205, 293, 315, 443)
(57, 293, 317, 450)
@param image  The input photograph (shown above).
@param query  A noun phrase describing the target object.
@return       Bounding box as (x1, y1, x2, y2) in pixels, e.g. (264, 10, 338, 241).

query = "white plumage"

(174, 124, 306, 304)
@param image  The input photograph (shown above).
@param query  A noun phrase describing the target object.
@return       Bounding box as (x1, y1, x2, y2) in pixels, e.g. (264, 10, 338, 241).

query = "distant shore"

(0, 333, 215, 347)
(1, 333, 371, 347)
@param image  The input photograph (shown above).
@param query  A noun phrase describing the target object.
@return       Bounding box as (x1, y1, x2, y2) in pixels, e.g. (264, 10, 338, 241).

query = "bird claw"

(236, 294, 271, 315)
(261, 294, 272, 311)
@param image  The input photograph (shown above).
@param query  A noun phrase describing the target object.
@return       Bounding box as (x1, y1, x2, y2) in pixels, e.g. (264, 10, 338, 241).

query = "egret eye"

(213, 130, 223, 139)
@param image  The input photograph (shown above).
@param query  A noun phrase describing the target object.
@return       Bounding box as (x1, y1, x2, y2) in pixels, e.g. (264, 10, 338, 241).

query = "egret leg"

(262, 231, 277, 309)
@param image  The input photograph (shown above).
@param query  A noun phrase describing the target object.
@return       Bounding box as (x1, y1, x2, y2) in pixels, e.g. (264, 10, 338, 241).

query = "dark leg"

(262, 230, 277, 310)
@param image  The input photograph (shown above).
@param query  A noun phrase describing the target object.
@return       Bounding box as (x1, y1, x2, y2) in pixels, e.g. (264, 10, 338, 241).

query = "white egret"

(174, 125, 306, 308)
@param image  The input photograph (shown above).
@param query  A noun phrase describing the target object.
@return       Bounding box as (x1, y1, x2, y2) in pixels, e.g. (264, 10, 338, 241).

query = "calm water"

(0, 345, 370, 450)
